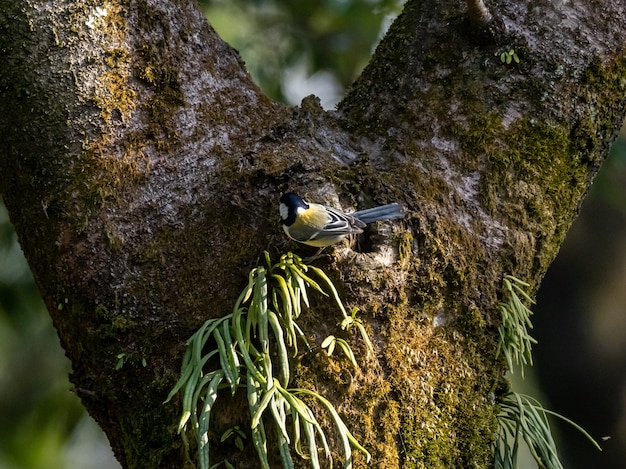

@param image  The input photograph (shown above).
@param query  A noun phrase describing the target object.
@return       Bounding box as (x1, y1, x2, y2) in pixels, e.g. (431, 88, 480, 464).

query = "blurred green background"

(1, 1, 624, 468)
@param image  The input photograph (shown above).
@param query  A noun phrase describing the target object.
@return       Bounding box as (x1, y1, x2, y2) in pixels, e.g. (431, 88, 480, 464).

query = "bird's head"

(279, 192, 309, 226)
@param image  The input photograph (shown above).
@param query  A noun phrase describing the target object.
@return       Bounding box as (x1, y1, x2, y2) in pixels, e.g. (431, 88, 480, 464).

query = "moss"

(105, 221, 125, 252)
(94, 302, 138, 339)
(95, 303, 111, 319)
(134, 41, 185, 147)
(381, 321, 498, 469)
(331, 90, 595, 465)
(94, 69, 137, 121)
(116, 379, 184, 469)
(577, 54, 626, 157)
(275, 226, 504, 468)
(73, 140, 150, 221)
(74, 11, 187, 220)
(110, 315, 138, 332)
(397, 230, 414, 270)
(88, 8, 134, 122)
(476, 119, 588, 276)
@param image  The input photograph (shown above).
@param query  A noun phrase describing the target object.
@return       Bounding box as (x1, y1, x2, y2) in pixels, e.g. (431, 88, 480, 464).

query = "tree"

(1, 0, 625, 468)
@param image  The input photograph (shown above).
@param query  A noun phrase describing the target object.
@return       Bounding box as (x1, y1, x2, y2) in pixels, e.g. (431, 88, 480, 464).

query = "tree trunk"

(1, 0, 625, 468)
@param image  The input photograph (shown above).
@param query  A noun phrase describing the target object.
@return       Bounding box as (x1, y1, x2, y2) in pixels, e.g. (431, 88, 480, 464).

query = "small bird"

(279, 192, 405, 247)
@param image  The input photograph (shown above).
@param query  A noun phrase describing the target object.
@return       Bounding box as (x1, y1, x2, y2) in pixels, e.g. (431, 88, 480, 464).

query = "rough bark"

(0, 0, 625, 468)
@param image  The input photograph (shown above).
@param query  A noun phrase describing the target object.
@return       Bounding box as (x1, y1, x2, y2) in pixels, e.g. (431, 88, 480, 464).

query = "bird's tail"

(353, 203, 405, 224)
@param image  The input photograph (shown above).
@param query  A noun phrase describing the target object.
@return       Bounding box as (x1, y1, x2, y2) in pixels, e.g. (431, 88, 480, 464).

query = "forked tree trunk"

(1, 0, 625, 467)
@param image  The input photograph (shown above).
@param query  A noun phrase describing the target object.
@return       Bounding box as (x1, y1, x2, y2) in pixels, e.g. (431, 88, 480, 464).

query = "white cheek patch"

(279, 203, 289, 220)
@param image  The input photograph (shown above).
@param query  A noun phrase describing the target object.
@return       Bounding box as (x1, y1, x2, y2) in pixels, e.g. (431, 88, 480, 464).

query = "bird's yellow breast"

(297, 204, 331, 228)
(283, 205, 338, 246)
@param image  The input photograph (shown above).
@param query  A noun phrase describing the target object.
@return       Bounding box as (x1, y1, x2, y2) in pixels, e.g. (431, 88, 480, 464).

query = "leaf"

(250, 385, 277, 428)
(197, 371, 225, 469)
(268, 311, 290, 387)
(306, 264, 348, 318)
(321, 335, 335, 348)
(335, 338, 358, 368)
(247, 374, 271, 469)
(322, 335, 336, 356)
(213, 327, 239, 394)
(232, 306, 265, 384)
(293, 388, 371, 464)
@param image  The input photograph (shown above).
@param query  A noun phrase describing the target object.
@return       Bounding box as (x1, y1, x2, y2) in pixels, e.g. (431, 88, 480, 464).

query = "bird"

(279, 192, 405, 247)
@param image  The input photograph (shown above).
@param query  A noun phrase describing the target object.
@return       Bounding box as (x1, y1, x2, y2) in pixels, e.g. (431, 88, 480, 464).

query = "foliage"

(493, 275, 600, 469)
(198, 0, 406, 105)
(166, 252, 371, 469)
(499, 49, 520, 65)
(496, 275, 537, 378)
(494, 392, 601, 469)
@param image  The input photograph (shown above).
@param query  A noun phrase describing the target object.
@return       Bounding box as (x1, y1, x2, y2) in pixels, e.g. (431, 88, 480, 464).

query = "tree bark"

(1, 0, 625, 468)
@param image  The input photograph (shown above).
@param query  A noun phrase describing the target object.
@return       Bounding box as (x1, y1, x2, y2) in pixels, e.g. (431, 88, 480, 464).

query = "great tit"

(279, 192, 405, 247)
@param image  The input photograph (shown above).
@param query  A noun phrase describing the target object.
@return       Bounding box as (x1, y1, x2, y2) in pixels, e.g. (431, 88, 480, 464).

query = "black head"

(279, 192, 309, 226)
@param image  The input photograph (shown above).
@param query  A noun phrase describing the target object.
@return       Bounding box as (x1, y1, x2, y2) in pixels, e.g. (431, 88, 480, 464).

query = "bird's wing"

(285, 203, 365, 246)
(297, 206, 363, 246)
(322, 205, 366, 233)
(287, 203, 364, 245)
